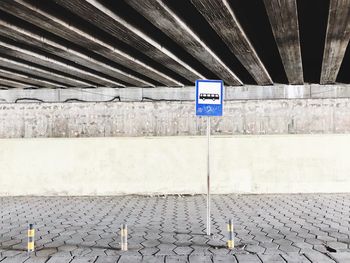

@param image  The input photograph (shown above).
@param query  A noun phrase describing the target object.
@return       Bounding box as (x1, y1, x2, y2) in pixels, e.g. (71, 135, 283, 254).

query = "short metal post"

(120, 224, 128, 251)
(206, 116, 211, 236)
(227, 219, 234, 249)
(27, 224, 35, 253)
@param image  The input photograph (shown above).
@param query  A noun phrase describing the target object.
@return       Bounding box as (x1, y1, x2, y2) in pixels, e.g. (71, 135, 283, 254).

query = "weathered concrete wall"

(2, 84, 350, 103)
(0, 98, 350, 138)
(0, 135, 349, 195)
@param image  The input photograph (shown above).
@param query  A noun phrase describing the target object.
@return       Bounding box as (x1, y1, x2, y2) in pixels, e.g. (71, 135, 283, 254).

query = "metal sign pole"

(196, 79, 223, 237)
(206, 116, 211, 236)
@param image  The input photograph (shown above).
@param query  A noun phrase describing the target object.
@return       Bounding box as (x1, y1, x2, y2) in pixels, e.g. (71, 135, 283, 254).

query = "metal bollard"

(27, 224, 35, 253)
(120, 224, 128, 251)
(227, 219, 234, 249)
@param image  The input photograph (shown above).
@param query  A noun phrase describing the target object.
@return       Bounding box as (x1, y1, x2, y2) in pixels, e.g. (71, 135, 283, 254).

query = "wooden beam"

(0, 0, 181, 87)
(0, 67, 62, 88)
(263, 0, 303, 84)
(125, 0, 242, 85)
(190, 0, 272, 85)
(0, 38, 126, 87)
(0, 18, 153, 87)
(321, 0, 350, 84)
(0, 56, 88, 87)
(52, 0, 205, 83)
(0, 77, 31, 89)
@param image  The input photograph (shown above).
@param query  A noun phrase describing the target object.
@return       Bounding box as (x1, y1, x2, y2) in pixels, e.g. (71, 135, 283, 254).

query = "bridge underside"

(1, 1, 350, 196)
(0, 0, 349, 91)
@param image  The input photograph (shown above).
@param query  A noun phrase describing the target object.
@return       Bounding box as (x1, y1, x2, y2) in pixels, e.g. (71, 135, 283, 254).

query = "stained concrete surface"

(0, 194, 349, 262)
(1, 98, 350, 138)
(3, 84, 350, 104)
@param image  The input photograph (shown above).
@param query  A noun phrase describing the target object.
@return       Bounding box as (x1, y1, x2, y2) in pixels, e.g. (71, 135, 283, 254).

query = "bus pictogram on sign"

(199, 93, 220, 101)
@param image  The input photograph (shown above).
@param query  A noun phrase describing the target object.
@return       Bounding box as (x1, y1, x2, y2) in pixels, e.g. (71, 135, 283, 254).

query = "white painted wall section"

(0, 134, 349, 195)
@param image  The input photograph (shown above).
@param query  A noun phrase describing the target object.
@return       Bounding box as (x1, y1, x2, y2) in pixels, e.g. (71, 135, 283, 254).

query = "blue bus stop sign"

(196, 79, 223, 116)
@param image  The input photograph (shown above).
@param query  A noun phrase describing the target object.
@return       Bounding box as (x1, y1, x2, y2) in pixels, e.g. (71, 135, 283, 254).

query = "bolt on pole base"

(27, 223, 35, 253)
(120, 224, 128, 251)
(227, 219, 234, 249)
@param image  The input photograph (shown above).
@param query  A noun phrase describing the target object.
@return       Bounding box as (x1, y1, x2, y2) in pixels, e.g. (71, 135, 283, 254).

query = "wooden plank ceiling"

(0, 0, 348, 89)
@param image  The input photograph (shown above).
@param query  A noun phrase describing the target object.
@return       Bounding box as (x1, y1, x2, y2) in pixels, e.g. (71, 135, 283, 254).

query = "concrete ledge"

(0, 134, 349, 195)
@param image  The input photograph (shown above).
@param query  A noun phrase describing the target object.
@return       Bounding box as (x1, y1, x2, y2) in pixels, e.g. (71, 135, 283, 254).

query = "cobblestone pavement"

(0, 194, 350, 262)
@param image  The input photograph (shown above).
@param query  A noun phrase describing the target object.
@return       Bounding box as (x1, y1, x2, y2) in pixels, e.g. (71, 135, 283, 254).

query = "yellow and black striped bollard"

(27, 224, 35, 253)
(227, 219, 234, 249)
(120, 224, 128, 251)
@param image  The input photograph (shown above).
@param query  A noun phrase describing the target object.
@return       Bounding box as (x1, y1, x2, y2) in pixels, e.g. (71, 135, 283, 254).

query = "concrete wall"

(0, 134, 349, 195)
(1, 95, 350, 195)
(1, 98, 350, 138)
(3, 84, 350, 103)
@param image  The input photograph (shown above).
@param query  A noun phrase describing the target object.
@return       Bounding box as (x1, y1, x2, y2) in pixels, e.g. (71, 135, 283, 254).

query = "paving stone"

(1, 256, 29, 263)
(329, 252, 350, 262)
(278, 245, 300, 253)
(305, 252, 336, 262)
(156, 249, 177, 256)
(313, 245, 329, 253)
(235, 254, 261, 262)
(1, 240, 22, 247)
(46, 256, 74, 263)
(293, 242, 313, 250)
(326, 242, 348, 250)
(58, 246, 79, 252)
(70, 256, 97, 263)
(24, 257, 49, 263)
(190, 245, 211, 256)
(118, 255, 143, 263)
(212, 255, 237, 263)
(305, 238, 324, 245)
(1, 195, 350, 262)
(165, 255, 189, 263)
(173, 246, 193, 255)
(207, 239, 225, 248)
(48, 251, 72, 257)
(139, 247, 160, 256)
(141, 240, 161, 248)
(318, 236, 338, 242)
(35, 248, 58, 257)
(142, 255, 165, 263)
(188, 255, 212, 263)
(71, 248, 92, 257)
(274, 239, 293, 246)
(254, 235, 273, 243)
(208, 247, 229, 256)
(280, 252, 311, 263)
(328, 232, 349, 240)
(261, 248, 280, 255)
(190, 236, 210, 245)
(94, 256, 119, 263)
(258, 254, 285, 262)
(245, 244, 265, 254)
(260, 242, 279, 249)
